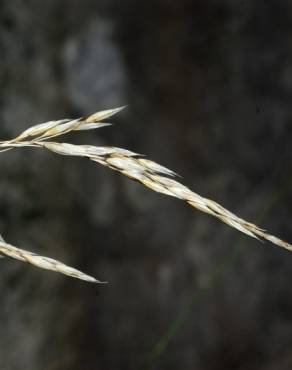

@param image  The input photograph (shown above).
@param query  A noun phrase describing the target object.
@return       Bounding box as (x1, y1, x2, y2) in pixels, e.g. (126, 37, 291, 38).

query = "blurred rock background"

(1, 1, 292, 369)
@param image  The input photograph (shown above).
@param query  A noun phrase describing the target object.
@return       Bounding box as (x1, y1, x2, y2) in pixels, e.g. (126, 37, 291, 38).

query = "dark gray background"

(1, 1, 292, 369)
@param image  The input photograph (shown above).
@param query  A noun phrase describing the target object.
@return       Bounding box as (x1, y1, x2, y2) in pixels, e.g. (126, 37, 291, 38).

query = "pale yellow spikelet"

(10, 119, 65, 142)
(84, 106, 126, 123)
(0, 239, 105, 283)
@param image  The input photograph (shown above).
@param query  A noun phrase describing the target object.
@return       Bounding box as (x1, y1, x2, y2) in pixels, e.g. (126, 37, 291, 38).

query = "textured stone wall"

(1, 1, 292, 369)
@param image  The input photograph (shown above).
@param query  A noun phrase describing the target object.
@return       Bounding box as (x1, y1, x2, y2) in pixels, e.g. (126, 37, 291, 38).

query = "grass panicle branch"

(0, 239, 103, 283)
(0, 107, 291, 283)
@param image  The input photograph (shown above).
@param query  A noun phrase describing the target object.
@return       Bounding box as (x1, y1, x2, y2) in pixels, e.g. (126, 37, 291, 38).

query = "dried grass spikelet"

(0, 106, 291, 283)
(0, 239, 103, 283)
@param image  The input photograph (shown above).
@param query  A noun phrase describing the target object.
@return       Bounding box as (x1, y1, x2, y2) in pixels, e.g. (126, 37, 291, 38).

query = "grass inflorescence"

(0, 107, 291, 283)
